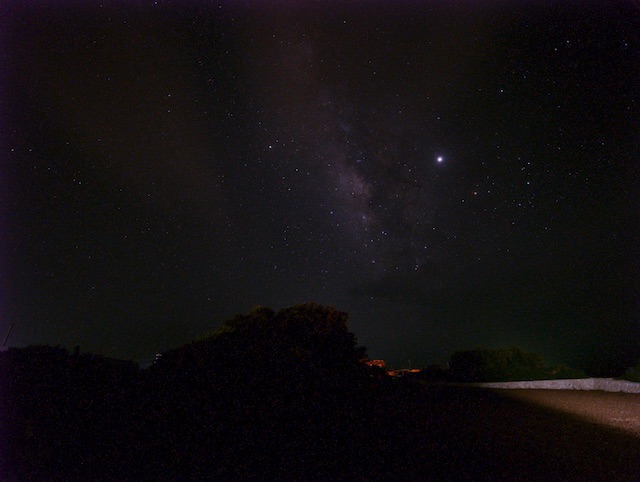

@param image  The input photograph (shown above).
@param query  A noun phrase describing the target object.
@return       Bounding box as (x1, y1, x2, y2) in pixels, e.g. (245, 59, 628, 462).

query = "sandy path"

(405, 386, 640, 481)
(498, 389, 640, 436)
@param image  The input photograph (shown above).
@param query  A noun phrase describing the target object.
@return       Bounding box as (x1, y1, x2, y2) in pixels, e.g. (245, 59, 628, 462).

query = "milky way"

(5, 2, 640, 373)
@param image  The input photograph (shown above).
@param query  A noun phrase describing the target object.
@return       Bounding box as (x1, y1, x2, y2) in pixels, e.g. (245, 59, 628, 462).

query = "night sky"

(3, 1, 640, 373)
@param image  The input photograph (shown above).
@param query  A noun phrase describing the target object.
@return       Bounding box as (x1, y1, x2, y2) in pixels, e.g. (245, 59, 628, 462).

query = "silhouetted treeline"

(447, 346, 588, 383)
(622, 360, 640, 382)
(1, 305, 635, 481)
(1, 304, 398, 480)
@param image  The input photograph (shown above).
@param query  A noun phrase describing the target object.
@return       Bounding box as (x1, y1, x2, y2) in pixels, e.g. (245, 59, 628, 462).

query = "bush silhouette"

(450, 346, 550, 382)
(142, 303, 378, 479)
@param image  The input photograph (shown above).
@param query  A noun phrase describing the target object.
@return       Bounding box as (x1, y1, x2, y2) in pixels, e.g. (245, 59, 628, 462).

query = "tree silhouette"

(142, 303, 376, 479)
(449, 346, 548, 382)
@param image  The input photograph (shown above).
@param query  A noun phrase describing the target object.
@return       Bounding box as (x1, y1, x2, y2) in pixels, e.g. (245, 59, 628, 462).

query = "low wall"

(470, 378, 640, 393)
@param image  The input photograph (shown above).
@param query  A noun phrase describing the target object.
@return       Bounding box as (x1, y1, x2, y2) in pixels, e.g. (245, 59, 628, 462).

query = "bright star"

(436, 156, 444, 163)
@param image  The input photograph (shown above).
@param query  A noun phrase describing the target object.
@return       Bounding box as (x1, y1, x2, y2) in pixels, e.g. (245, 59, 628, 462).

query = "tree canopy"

(449, 346, 586, 383)
(154, 302, 367, 379)
(141, 303, 377, 479)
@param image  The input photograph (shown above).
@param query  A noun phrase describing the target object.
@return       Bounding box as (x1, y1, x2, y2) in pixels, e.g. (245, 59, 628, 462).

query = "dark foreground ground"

(4, 384, 640, 481)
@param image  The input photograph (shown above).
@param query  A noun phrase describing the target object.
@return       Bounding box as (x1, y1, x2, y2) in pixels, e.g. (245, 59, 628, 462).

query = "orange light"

(364, 359, 386, 369)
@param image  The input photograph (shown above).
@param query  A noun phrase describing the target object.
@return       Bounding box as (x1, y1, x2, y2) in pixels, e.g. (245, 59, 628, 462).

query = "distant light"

(436, 156, 444, 163)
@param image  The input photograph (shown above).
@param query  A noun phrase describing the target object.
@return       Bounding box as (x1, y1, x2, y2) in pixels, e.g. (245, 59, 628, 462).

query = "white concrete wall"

(470, 378, 640, 393)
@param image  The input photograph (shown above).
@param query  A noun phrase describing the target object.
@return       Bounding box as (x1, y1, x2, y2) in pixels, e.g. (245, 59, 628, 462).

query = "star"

(436, 156, 444, 163)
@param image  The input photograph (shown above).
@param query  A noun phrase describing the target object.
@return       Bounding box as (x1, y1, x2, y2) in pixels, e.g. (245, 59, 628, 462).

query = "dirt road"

(501, 389, 640, 436)
(384, 386, 640, 481)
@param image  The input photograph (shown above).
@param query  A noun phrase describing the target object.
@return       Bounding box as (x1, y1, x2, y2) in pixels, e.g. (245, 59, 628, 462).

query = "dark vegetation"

(2, 303, 387, 480)
(621, 361, 640, 382)
(447, 346, 588, 383)
(1, 303, 638, 481)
